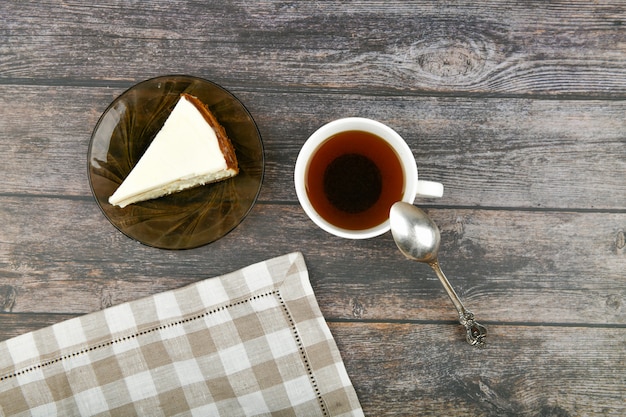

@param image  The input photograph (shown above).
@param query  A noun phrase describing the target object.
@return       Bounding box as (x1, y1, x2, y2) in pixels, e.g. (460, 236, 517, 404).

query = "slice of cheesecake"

(109, 93, 239, 208)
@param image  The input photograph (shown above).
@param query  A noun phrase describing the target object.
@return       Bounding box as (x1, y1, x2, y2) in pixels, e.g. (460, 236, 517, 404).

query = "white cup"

(294, 117, 443, 239)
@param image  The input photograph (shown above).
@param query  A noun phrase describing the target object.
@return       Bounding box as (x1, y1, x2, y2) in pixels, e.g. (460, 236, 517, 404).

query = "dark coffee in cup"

(305, 130, 404, 230)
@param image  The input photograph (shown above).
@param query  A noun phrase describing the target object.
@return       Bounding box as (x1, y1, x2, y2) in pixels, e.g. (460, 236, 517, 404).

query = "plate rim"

(87, 74, 265, 250)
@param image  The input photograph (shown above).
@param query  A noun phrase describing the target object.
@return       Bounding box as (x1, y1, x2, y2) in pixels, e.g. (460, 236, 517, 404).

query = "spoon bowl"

(390, 203, 441, 263)
(390, 202, 487, 347)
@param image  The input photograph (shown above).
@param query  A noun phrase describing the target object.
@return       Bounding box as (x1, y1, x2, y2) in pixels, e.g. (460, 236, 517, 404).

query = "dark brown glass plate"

(88, 75, 264, 249)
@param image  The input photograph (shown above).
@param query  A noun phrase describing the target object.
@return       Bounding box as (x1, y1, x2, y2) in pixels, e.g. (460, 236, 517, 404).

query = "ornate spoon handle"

(428, 260, 487, 347)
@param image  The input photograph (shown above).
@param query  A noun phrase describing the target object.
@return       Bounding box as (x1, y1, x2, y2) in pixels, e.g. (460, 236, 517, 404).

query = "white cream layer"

(109, 95, 235, 208)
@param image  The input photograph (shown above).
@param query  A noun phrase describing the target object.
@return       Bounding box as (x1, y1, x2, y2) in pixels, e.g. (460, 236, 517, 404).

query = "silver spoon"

(390, 201, 487, 347)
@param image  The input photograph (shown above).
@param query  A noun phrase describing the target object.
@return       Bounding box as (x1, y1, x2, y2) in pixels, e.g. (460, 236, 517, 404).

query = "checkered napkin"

(0, 252, 363, 416)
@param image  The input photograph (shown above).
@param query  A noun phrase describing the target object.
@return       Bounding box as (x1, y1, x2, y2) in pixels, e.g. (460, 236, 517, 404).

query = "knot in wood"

(411, 36, 491, 84)
(349, 297, 365, 318)
(0, 286, 17, 312)
(615, 229, 625, 251)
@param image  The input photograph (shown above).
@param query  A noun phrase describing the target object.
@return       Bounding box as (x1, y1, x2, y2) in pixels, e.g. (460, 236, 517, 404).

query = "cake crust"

(182, 93, 239, 173)
(108, 93, 240, 208)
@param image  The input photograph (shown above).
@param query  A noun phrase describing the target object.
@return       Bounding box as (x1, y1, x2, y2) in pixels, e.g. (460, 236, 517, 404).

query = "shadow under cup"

(295, 119, 418, 239)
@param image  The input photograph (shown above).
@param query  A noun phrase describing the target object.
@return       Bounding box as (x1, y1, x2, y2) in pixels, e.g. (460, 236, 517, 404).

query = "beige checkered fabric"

(0, 252, 363, 416)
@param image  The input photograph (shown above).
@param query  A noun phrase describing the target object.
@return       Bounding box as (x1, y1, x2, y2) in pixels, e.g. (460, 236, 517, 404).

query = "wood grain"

(331, 322, 626, 416)
(1, 196, 623, 326)
(1, 1, 626, 97)
(1, 315, 623, 416)
(1, 86, 624, 209)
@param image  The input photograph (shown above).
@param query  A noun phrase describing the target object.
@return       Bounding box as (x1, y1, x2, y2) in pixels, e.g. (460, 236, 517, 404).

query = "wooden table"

(1, 1, 625, 415)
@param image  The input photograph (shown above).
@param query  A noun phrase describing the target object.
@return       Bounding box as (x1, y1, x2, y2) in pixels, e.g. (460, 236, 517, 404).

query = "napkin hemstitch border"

(0, 252, 363, 416)
(0, 289, 273, 383)
(0, 287, 330, 415)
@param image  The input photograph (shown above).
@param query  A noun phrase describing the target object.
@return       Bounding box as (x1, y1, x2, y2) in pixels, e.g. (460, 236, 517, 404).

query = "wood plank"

(330, 322, 626, 416)
(1, 86, 624, 209)
(254, 93, 626, 210)
(0, 314, 623, 416)
(1, 1, 625, 97)
(0, 86, 116, 196)
(1, 196, 624, 325)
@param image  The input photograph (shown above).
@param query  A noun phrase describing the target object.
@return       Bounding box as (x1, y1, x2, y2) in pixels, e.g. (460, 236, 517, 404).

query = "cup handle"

(415, 180, 444, 198)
